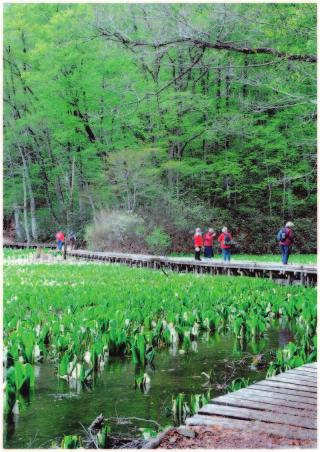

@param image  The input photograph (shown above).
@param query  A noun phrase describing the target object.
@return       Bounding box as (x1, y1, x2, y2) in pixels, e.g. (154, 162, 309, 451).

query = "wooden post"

(63, 242, 67, 260)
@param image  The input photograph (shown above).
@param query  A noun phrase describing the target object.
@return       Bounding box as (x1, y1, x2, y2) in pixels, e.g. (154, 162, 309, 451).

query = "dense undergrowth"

(3, 259, 317, 420)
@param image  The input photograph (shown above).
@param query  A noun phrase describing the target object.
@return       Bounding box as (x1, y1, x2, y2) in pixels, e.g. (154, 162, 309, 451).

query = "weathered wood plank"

(246, 386, 316, 403)
(284, 369, 317, 380)
(198, 403, 316, 429)
(252, 380, 317, 394)
(283, 372, 317, 381)
(301, 363, 317, 370)
(185, 415, 317, 441)
(267, 375, 317, 388)
(212, 394, 316, 414)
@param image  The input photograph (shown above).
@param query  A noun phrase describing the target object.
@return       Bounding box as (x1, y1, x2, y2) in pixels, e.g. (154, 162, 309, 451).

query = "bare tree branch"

(98, 29, 316, 63)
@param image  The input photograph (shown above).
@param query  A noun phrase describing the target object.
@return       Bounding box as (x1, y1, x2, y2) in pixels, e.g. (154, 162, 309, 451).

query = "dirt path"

(157, 426, 316, 449)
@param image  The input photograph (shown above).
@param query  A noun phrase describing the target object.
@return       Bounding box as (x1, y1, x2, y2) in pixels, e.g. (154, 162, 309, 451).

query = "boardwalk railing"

(3, 241, 317, 286)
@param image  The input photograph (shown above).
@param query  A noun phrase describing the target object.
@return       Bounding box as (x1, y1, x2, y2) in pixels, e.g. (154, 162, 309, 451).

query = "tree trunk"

(26, 155, 38, 240)
(22, 167, 31, 244)
(13, 203, 24, 241)
(18, 145, 38, 240)
(216, 68, 221, 110)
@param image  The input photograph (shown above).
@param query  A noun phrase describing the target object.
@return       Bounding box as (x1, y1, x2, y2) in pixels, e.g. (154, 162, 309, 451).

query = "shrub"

(85, 210, 146, 252)
(146, 227, 171, 254)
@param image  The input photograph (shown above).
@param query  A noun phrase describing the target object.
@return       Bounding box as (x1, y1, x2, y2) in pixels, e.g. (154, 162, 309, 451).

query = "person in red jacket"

(193, 228, 203, 261)
(55, 231, 65, 251)
(218, 226, 232, 262)
(203, 228, 216, 259)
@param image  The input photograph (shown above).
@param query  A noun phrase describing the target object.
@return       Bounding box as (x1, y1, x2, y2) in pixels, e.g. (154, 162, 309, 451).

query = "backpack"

(277, 228, 287, 242)
(223, 234, 232, 246)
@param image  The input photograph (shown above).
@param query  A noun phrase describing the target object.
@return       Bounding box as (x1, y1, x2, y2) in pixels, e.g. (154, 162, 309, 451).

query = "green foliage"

(3, 3, 316, 253)
(97, 425, 112, 448)
(146, 227, 171, 255)
(170, 390, 211, 422)
(267, 339, 317, 376)
(227, 377, 250, 392)
(4, 362, 35, 416)
(60, 435, 82, 449)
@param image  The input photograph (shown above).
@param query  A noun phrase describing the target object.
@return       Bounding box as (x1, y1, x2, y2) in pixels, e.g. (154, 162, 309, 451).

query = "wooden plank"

(252, 380, 317, 394)
(267, 374, 317, 388)
(250, 383, 317, 400)
(279, 367, 317, 378)
(210, 397, 313, 417)
(198, 403, 316, 429)
(284, 369, 317, 381)
(185, 415, 317, 441)
(301, 363, 317, 370)
(289, 365, 317, 373)
(212, 393, 316, 414)
(227, 386, 316, 405)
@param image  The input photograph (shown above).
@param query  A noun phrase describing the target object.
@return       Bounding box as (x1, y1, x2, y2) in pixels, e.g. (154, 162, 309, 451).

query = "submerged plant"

(201, 369, 215, 386)
(135, 373, 151, 392)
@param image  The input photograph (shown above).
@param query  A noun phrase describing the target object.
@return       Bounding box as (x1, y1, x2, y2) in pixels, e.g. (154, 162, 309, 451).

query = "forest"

(3, 3, 317, 254)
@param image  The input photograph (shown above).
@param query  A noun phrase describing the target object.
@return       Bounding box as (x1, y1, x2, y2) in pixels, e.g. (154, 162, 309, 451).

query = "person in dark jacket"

(218, 226, 233, 262)
(279, 221, 294, 264)
(68, 232, 76, 250)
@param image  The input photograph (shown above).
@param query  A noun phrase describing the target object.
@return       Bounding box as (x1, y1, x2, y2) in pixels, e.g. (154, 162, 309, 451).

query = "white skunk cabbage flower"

(33, 345, 41, 361)
(191, 341, 198, 352)
(191, 323, 199, 336)
(3, 347, 7, 365)
(68, 358, 77, 376)
(84, 351, 91, 365)
(71, 363, 82, 380)
(143, 373, 151, 385)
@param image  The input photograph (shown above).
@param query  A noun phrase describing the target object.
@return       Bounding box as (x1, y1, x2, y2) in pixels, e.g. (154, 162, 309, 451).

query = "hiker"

(55, 231, 65, 251)
(277, 221, 294, 265)
(68, 232, 76, 250)
(218, 226, 233, 262)
(193, 228, 203, 261)
(203, 228, 216, 259)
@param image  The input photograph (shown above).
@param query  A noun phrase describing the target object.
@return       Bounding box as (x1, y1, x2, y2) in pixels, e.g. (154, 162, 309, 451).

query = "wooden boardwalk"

(186, 362, 317, 443)
(3, 241, 317, 285)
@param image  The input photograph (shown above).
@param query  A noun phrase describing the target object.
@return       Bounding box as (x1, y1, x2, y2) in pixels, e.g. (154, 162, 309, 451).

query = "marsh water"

(4, 323, 294, 448)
